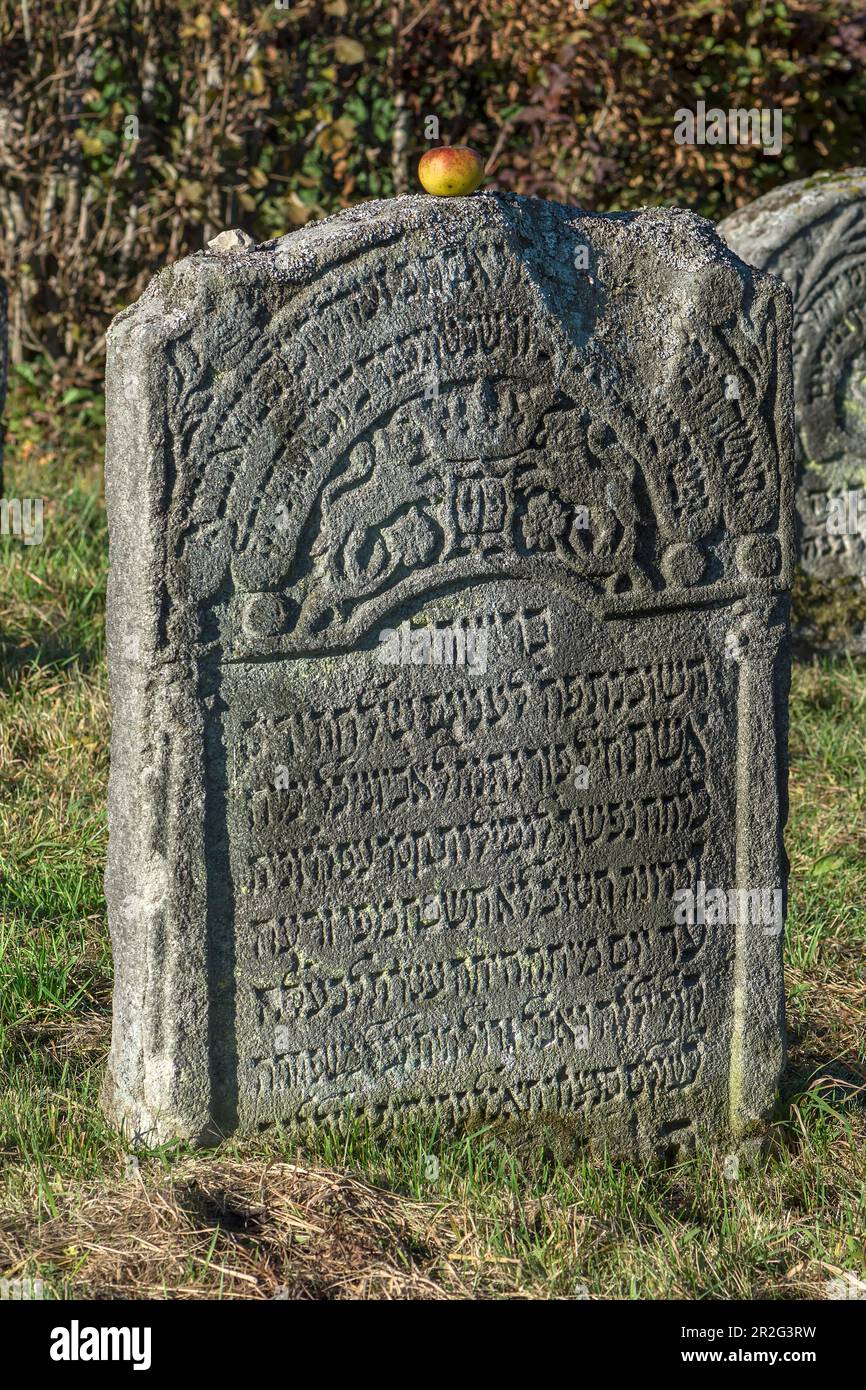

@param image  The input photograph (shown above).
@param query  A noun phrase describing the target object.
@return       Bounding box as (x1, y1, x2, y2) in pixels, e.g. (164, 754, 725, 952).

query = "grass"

(0, 374, 864, 1300)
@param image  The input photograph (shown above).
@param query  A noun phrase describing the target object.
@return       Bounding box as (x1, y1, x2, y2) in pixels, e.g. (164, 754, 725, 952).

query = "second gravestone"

(720, 171, 866, 652)
(103, 193, 794, 1158)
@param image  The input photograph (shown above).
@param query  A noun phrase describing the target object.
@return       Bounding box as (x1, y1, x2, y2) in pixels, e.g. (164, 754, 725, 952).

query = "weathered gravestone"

(103, 193, 794, 1158)
(720, 171, 866, 652)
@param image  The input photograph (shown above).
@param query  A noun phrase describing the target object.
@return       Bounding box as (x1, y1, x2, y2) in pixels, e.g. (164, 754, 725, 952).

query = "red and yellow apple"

(418, 146, 484, 197)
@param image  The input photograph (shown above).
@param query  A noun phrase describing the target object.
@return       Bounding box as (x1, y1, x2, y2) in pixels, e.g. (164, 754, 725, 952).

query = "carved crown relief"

(159, 229, 789, 656)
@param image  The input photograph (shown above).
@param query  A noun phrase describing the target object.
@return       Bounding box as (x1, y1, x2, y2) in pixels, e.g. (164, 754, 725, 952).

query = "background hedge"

(1, 0, 865, 388)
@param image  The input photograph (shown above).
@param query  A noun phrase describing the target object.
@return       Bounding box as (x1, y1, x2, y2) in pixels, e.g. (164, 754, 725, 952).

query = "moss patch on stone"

(791, 568, 866, 653)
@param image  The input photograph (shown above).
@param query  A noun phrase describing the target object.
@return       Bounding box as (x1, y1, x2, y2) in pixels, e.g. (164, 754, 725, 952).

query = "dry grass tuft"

(0, 1159, 496, 1301)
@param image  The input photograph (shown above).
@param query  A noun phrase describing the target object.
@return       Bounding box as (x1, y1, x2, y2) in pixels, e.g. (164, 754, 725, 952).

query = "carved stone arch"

(152, 196, 793, 666)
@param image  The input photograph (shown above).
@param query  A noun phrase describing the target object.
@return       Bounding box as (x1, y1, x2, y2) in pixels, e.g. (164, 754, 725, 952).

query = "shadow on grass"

(781, 1052, 866, 1110)
(0, 635, 105, 688)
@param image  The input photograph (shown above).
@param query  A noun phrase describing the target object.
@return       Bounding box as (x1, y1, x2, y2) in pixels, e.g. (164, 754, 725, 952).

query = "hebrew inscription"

(228, 607, 729, 1142)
